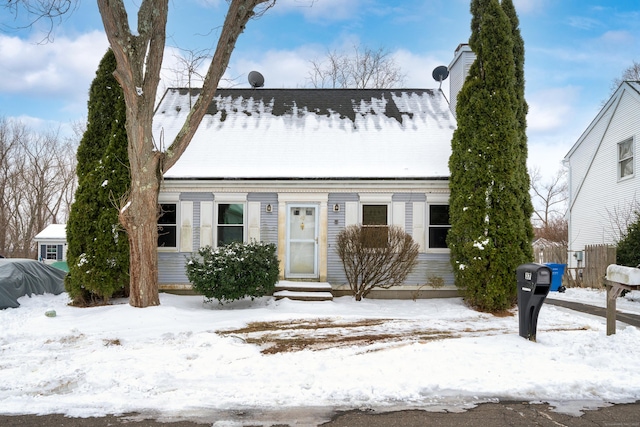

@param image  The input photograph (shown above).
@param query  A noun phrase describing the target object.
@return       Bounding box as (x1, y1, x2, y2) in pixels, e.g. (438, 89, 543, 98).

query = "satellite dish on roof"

(432, 65, 449, 88)
(248, 71, 265, 88)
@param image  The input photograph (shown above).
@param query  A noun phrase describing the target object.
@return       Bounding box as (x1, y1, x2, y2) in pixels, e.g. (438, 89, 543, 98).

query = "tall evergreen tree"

(65, 49, 130, 305)
(447, 0, 533, 312)
(502, 0, 535, 261)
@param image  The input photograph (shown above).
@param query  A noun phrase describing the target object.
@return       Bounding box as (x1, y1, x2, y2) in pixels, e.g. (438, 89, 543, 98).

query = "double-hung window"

(362, 204, 388, 247)
(428, 205, 450, 249)
(157, 203, 177, 248)
(45, 245, 58, 260)
(217, 203, 244, 246)
(619, 138, 634, 179)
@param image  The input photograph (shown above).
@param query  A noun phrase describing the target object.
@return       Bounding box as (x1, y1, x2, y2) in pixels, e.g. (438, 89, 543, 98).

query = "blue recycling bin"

(545, 263, 566, 292)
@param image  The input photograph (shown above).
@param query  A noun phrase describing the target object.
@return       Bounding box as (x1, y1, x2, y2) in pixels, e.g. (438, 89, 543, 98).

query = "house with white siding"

(563, 81, 640, 270)
(152, 86, 458, 297)
(34, 224, 67, 263)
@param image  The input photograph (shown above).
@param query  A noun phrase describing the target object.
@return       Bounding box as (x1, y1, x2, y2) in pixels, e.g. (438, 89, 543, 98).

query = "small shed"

(34, 224, 67, 263)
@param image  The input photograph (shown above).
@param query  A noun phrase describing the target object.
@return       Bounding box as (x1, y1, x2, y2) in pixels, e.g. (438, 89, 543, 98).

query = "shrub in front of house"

(186, 241, 279, 304)
(616, 212, 640, 268)
(336, 225, 419, 301)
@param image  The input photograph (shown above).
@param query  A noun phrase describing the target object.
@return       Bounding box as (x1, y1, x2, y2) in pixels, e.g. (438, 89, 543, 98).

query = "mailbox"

(517, 263, 551, 342)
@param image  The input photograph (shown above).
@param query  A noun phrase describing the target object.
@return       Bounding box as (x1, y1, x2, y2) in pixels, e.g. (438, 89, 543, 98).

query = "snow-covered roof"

(34, 224, 66, 241)
(153, 88, 456, 179)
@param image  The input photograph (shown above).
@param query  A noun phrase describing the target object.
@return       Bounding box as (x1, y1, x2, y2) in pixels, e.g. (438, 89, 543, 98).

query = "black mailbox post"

(517, 263, 551, 342)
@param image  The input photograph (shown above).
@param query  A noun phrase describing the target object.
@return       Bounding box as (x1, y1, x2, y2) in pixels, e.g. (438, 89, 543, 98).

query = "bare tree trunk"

(98, 0, 273, 307)
(119, 157, 161, 307)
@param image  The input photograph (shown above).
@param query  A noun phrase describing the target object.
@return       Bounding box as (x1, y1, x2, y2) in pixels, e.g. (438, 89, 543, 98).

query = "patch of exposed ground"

(218, 318, 592, 355)
(218, 318, 493, 354)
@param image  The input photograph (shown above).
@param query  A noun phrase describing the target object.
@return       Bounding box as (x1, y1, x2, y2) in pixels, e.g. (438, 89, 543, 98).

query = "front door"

(286, 205, 318, 278)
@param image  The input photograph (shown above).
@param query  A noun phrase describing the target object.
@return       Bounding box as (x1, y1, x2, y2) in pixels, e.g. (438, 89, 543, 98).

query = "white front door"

(286, 205, 318, 278)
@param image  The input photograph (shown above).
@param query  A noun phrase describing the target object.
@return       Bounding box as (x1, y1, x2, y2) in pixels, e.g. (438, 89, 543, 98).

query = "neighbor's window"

(619, 138, 634, 179)
(45, 245, 58, 260)
(429, 205, 450, 249)
(157, 203, 177, 248)
(362, 204, 388, 247)
(217, 203, 244, 246)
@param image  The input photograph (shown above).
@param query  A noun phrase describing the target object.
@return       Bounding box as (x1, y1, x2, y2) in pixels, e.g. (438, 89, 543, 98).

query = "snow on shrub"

(186, 241, 279, 304)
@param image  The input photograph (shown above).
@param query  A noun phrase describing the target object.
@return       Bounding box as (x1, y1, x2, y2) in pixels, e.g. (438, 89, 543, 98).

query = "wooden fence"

(536, 244, 617, 289)
(535, 245, 568, 264)
(566, 244, 617, 289)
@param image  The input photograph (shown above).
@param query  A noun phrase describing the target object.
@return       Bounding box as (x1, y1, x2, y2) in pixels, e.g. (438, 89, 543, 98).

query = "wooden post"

(604, 266, 640, 336)
(604, 278, 637, 336)
(606, 283, 620, 336)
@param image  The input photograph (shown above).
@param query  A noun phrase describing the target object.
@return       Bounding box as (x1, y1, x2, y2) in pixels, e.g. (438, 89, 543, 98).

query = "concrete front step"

(273, 281, 333, 301)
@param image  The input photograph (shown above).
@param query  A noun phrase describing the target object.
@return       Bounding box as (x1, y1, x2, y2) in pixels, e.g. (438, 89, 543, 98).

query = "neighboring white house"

(563, 81, 640, 269)
(34, 224, 67, 263)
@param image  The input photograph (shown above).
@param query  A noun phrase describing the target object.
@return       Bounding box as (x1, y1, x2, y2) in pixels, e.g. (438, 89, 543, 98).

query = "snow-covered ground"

(1, 287, 640, 425)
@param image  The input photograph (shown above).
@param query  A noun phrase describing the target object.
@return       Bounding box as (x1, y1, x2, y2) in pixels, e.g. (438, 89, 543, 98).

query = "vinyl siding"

(568, 86, 640, 267)
(159, 193, 209, 284)
(248, 193, 278, 245)
(159, 189, 454, 288)
(326, 192, 453, 286)
(327, 193, 359, 285)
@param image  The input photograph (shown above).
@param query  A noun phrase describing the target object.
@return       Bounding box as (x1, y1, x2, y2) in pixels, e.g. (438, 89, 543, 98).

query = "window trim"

(45, 244, 58, 260)
(425, 194, 451, 254)
(215, 202, 247, 247)
(360, 203, 390, 248)
(213, 194, 247, 248)
(618, 137, 634, 181)
(427, 204, 451, 251)
(157, 193, 180, 252)
(157, 202, 178, 251)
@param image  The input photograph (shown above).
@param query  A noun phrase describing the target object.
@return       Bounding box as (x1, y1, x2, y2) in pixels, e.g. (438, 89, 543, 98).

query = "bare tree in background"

(0, 117, 78, 258)
(530, 167, 568, 243)
(165, 47, 211, 109)
(602, 60, 640, 104)
(604, 196, 640, 244)
(611, 61, 640, 91)
(6, 0, 278, 308)
(307, 45, 406, 89)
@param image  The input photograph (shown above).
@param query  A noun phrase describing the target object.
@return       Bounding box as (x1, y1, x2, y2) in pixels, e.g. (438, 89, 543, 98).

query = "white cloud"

(526, 86, 593, 179)
(272, 0, 363, 22)
(527, 139, 571, 179)
(393, 49, 451, 91)
(513, 0, 548, 14)
(222, 46, 455, 91)
(0, 30, 108, 98)
(527, 86, 580, 133)
(567, 16, 602, 30)
(598, 30, 635, 45)
(227, 46, 324, 88)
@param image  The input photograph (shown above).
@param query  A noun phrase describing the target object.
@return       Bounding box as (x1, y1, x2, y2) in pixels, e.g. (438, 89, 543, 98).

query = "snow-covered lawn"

(1, 287, 640, 422)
